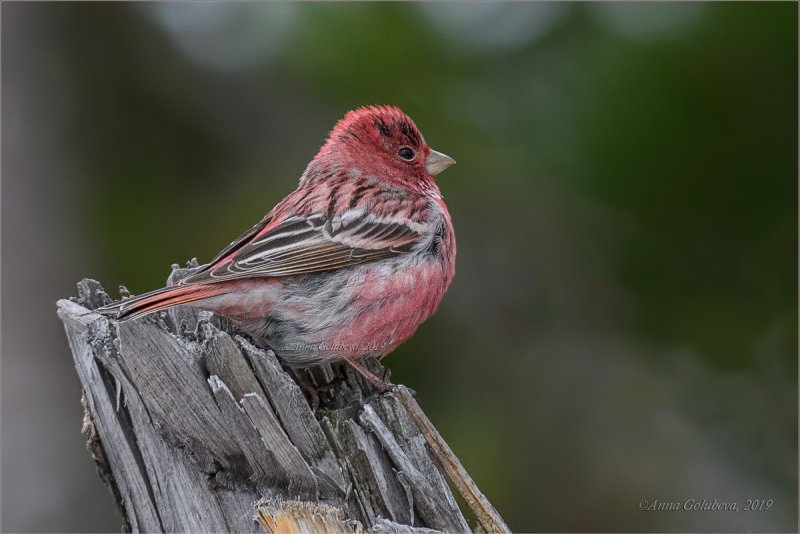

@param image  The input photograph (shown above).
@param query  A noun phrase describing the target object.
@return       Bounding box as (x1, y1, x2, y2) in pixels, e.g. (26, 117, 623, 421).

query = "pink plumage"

(97, 105, 457, 387)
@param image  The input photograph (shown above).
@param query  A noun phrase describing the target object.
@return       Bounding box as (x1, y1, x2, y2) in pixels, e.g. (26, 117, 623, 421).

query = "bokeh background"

(2, 2, 797, 532)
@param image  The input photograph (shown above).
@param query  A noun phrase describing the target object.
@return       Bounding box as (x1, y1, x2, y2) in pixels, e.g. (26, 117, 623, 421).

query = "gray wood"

(58, 269, 509, 533)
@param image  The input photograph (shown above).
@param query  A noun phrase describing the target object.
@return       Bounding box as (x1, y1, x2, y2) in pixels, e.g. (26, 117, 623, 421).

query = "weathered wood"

(58, 267, 509, 533)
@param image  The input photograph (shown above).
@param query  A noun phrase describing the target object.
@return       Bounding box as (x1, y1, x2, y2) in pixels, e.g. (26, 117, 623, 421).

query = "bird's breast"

(324, 252, 454, 357)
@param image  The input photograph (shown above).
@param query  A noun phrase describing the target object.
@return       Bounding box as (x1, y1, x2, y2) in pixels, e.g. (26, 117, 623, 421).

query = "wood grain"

(58, 271, 509, 533)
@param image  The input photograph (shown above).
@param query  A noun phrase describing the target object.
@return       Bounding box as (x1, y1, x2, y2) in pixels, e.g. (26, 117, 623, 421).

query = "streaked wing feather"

(183, 211, 420, 284)
(204, 216, 273, 267)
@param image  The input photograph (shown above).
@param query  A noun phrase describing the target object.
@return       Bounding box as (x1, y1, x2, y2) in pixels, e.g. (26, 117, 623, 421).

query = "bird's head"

(309, 105, 455, 191)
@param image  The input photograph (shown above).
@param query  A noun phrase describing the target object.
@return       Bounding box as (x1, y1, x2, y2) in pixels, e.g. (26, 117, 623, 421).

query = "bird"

(97, 105, 456, 388)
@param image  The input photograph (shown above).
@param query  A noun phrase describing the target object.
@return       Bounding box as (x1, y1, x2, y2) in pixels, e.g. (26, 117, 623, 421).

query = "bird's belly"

(249, 258, 451, 365)
(327, 262, 449, 358)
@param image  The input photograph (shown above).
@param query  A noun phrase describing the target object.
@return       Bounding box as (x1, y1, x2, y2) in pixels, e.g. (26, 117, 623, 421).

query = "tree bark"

(57, 266, 509, 533)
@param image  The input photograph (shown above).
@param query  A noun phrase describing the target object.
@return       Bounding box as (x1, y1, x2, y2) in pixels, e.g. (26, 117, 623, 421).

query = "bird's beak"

(426, 149, 456, 176)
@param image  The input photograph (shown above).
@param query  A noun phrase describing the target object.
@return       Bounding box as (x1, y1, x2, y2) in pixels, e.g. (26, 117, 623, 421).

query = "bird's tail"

(95, 283, 225, 321)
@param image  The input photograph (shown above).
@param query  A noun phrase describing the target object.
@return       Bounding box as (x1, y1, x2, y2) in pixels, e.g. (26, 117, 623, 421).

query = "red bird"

(98, 106, 456, 387)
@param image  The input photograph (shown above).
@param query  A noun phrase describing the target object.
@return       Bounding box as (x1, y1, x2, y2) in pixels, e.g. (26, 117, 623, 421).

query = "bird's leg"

(291, 368, 321, 410)
(343, 357, 390, 392)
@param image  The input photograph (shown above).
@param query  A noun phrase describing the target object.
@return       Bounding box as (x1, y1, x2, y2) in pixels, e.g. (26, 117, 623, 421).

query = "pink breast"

(328, 263, 451, 358)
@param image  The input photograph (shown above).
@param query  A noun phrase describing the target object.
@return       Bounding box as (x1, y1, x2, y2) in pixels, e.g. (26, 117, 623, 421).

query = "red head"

(307, 106, 455, 192)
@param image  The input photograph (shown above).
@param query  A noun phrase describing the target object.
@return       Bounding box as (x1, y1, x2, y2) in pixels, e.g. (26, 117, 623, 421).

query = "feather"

(181, 209, 421, 285)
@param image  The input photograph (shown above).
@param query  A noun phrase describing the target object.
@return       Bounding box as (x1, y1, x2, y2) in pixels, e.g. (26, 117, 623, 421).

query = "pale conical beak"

(426, 149, 456, 176)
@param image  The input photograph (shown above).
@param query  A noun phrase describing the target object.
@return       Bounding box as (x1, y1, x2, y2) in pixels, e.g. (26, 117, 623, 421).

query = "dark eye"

(398, 146, 416, 161)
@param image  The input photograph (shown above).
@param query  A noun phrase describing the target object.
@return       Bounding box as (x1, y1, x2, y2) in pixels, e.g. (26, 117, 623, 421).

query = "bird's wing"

(181, 209, 422, 284)
(205, 215, 274, 267)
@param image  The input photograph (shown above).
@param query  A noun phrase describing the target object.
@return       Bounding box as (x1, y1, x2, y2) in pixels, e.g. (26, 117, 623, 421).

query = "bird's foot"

(343, 357, 392, 393)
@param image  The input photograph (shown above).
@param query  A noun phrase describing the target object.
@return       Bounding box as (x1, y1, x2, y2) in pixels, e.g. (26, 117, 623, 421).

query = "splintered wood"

(58, 273, 509, 533)
(256, 500, 361, 534)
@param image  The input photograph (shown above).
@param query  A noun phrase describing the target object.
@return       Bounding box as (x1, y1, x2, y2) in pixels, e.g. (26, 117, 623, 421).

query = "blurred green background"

(2, 2, 797, 532)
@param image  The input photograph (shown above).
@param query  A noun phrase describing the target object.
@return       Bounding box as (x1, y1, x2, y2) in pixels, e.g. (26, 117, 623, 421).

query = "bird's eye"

(398, 147, 416, 161)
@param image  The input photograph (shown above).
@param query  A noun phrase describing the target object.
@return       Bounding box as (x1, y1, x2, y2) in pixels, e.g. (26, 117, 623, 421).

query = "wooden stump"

(57, 266, 508, 533)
